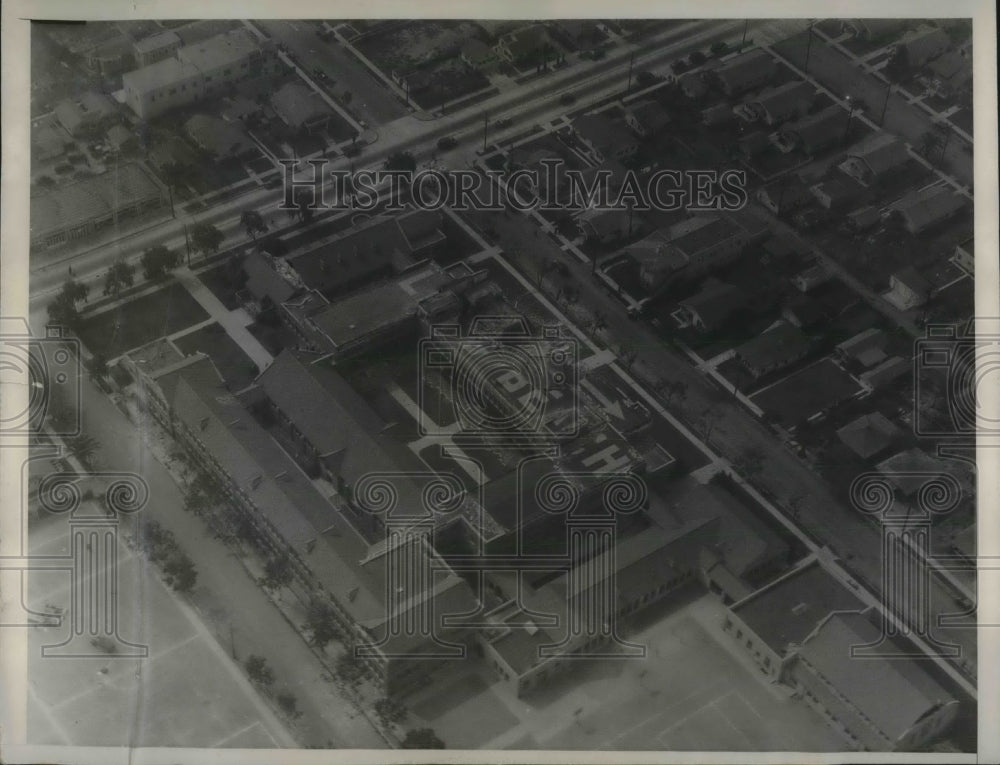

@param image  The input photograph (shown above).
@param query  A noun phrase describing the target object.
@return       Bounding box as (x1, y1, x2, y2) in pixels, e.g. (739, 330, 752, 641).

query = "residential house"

(836, 328, 889, 369)
(577, 207, 642, 244)
(461, 39, 498, 71)
(494, 24, 550, 67)
(678, 71, 709, 99)
(895, 25, 951, 68)
(736, 130, 771, 161)
(840, 19, 907, 43)
(133, 29, 183, 66)
(927, 51, 972, 97)
(836, 412, 901, 460)
(890, 185, 965, 234)
(859, 356, 910, 391)
(624, 99, 671, 137)
(885, 266, 932, 310)
(810, 176, 867, 211)
(838, 134, 910, 186)
(779, 105, 845, 155)
(711, 49, 778, 96)
(53, 92, 119, 138)
(636, 211, 767, 292)
(701, 103, 735, 127)
(736, 321, 811, 378)
(271, 81, 332, 134)
(572, 114, 639, 163)
(87, 37, 135, 76)
(183, 114, 257, 160)
(740, 80, 815, 125)
(846, 205, 882, 232)
(756, 175, 811, 216)
(782, 294, 827, 329)
(953, 237, 974, 274)
(551, 20, 603, 49)
(32, 120, 70, 162)
(677, 279, 747, 332)
(876, 447, 976, 498)
(793, 263, 832, 293)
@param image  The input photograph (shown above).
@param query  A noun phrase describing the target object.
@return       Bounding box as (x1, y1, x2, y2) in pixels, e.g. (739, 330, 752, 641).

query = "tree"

(657, 379, 687, 407)
(689, 50, 707, 66)
(617, 343, 637, 370)
(190, 222, 225, 258)
(261, 554, 294, 590)
(384, 151, 417, 173)
(163, 552, 198, 592)
(140, 244, 179, 281)
(65, 433, 100, 467)
(103, 257, 135, 298)
(401, 728, 445, 749)
(373, 697, 408, 727)
(306, 598, 340, 649)
(734, 447, 765, 480)
(342, 90, 353, 105)
(245, 654, 275, 687)
(276, 692, 301, 719)
(47, 278, 89, 329)
(240, 209, 268, 240)
(335, 651, 365, 687)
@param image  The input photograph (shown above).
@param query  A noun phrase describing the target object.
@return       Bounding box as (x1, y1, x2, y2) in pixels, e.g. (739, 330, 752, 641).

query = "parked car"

(436, 135, 458, 150)
(559, 92, 577, 105)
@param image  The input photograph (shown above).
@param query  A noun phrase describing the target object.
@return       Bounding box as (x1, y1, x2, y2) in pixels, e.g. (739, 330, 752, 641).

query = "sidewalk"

(173, 266, 274, 371)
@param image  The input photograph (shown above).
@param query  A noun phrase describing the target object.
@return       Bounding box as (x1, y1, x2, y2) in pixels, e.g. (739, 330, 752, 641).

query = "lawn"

(197, 263, 243, 311)
(174, 322, 260, 391)
(77, 283, 209, 359)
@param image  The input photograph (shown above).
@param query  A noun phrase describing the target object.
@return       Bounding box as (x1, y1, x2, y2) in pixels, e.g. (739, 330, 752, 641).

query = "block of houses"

(133, 29, 182, 66)
(271, 81, 333, 134)
(54, 92, 119, 138)
(572, 114, 639, 163)
(461, 39, 498, 71)
(494, 23, 550, 66)
(890, 185, 965, 235)
(677, 278, 747, 333)
(836, 328, 889, 368)
(885, 266, 932, 310)
(740, 80, 815, 126)
(836, 412, 901, 460)
(779, 105, 845, 155)
(711, 49, 777, 96)
(756, 174, 811, 216)
(895, 25, 951, 68)
(838, 134, 910, 186)
(183, 114, 257, 160)
(735, 321, 810, 378)
(624, 99, 671, 137)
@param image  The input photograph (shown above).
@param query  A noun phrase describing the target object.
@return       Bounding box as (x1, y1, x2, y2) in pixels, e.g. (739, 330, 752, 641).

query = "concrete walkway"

(173, 267, 274, 371)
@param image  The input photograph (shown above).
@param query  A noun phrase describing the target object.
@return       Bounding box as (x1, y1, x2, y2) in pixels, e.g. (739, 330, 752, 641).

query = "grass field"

(77, 283, 209, 360)
(174, 322, 259, 391)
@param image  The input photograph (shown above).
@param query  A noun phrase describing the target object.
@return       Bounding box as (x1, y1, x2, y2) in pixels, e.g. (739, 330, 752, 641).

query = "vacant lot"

(77, 283, 209, 359)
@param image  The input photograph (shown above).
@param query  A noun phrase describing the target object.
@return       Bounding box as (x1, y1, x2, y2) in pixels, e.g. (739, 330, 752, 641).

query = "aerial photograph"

(3, 10, 986, 759)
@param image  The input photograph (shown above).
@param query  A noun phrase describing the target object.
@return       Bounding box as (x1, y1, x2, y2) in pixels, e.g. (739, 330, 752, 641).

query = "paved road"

(56, 371, 387, 748)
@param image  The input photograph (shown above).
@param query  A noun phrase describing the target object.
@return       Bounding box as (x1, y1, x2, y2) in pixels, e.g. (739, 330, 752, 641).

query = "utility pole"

(843, 98, 856, 144)
(879, 80, 892, 126)
(804, 23, 814, 73)
(183, 224, 191, 266)
(939, 125, 953, 161)
(740, 19, 749, 52)
(167, 184, 175, 219)
(626, 51, 635, 94)
(483, 112, 489, 152)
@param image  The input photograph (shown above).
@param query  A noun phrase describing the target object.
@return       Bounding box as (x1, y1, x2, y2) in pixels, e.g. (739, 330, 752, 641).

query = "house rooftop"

(736, 321, 810, 371)
(271, 81, 331, 128)
(679, 278, 747, 329)
(184, 114, 255, 157)
(836, 412, 901, 459)
(714, 48, 777, 93)
(134, 29, 181, 55)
